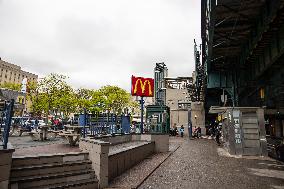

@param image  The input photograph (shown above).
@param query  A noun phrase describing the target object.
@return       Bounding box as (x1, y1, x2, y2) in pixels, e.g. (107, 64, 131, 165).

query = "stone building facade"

(0, 58, 38, 114)
(164, 77, 193, 136)
(0, 58, 38, 85)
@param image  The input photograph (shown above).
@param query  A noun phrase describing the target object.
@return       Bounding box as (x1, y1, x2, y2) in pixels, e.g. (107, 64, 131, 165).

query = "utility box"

(221, 107, 267, 156)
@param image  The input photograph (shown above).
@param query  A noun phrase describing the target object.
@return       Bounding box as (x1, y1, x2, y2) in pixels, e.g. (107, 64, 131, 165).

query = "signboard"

(233, 110, 241, 144)
(131, 76, 154, 97)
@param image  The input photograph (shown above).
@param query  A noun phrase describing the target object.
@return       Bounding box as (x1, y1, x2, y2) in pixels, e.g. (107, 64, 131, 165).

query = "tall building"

(0, 58, 38, 85)
(0, 58, 38, 114)
(164, 77, 192, 135)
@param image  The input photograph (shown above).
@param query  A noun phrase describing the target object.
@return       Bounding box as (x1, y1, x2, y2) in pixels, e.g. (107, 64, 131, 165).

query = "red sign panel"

(131, 76, 154, 97)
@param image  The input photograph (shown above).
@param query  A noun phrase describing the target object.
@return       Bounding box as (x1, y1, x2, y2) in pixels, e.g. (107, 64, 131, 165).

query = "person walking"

(197, 126, 201, 138)
(215, 124, 221, 145)
(34, 118, 39, 131)
(180, 125, 184, 137)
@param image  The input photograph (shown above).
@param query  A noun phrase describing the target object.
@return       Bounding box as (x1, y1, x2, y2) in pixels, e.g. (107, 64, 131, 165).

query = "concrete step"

(28, 179, 98, 189)
(12, 152, 89, 168)
(10, 169, 96, 189)
(11, 160, 92, 178)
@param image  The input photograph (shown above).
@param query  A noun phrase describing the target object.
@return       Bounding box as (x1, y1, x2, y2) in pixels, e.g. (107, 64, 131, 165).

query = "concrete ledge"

(79, 134, 169, 188)
(141, 134, 169, 152)
(79, 139, 109, 188)
(108, 142, 154, 181)
(0, 148, 15, 189)
(89, 134, 132, 145)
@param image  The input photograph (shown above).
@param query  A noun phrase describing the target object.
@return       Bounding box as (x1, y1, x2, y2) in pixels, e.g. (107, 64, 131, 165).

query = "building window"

(5, 75, 7, 78)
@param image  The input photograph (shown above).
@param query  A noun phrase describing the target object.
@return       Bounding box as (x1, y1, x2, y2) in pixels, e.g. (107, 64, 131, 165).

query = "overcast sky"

(0, 0, 200, 91)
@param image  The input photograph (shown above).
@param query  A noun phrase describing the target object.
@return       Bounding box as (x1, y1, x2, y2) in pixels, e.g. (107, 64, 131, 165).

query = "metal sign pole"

(83, 108, 86, 138)
(140, 96, 144, 134)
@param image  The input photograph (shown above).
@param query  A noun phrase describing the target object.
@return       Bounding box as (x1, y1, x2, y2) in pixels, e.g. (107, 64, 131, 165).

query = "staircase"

(10, 152, 98, 189)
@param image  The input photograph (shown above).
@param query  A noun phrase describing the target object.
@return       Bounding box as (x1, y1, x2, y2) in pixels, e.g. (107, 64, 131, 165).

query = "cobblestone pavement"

(139, 138, 284, 189)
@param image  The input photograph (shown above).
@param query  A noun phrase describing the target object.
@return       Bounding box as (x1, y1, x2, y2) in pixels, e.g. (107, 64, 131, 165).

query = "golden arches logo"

(133, 79, 153, 96)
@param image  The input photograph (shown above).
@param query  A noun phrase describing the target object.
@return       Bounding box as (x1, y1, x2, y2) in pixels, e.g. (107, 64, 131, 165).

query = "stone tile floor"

(9, 133, 81, 156)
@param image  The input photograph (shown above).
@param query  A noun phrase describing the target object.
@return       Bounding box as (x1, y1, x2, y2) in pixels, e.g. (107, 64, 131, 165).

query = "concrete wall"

(79, 134, 169, 188)
(166, 88, 189, 110)
(94, 134, 132, 145)
(140, 134, 169, 152)
(275, 120, 283, 138)
(170, 110, 189, 136)
(0, 148, 14, 189)
(108, 142, 154, 181)
(191, 102, 205, 135)
(79, 139, 109, 188)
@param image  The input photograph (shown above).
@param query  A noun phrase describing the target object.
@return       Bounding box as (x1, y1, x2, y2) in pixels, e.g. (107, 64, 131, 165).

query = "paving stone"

(139, 138, 284, 189)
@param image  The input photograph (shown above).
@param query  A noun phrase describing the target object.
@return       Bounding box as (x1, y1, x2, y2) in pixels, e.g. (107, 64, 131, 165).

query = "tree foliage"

(99, 85, 133, 114)
(0, 82, 21, 91)
(27, 73, 137, 118)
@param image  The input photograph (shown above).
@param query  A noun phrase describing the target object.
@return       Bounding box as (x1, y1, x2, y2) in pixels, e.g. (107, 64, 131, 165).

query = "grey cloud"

(0, 0, 200, 91)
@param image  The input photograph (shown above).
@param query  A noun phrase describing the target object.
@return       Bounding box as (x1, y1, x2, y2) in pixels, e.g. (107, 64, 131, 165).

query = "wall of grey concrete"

(79, 139, 110, 188)
(0, 148, 14, 189)
(170, 110, 189, 136)
(140, 134, 169, 152)
(80, 134, 169, 188)
(108, 142, 154, 181)
(166, 88, 189, 110)
(191, 102, 205, 134)
(94, 134, 132, 145)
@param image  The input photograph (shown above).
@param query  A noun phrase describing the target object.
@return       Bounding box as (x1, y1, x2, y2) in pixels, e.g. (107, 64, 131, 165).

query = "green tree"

(0, 82, 21, 91)
(27, 73, 77, 119)
(99, 85, 133, 114)
(75, 88, 93, 113)
(27, 73, 138, 119)
(26, 81, 48, 116)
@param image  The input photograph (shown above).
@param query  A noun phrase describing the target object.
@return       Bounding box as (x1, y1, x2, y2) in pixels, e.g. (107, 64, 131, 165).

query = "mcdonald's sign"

(131, 76, 154, 97)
